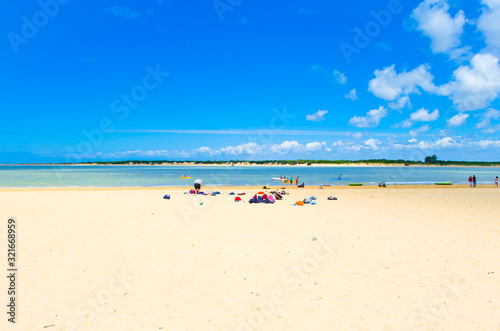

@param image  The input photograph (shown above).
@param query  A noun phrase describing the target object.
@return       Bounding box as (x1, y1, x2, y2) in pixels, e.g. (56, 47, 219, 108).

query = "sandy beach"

(0, 185, 498, 330)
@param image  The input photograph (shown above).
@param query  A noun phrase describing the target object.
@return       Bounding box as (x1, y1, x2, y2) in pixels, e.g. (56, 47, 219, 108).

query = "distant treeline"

(62, 158, 500, 166)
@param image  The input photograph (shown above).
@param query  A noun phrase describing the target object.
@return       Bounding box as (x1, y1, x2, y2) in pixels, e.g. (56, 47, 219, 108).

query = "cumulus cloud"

(388, 96, 411, 110)
(368, 64, 436, 100)
(333, 70, 347, 84)
(446, 113, 469, 127)
(345, 88, 358, 101)
(352, 132, 363, 139)
(219, 142, 261, 156)
(410, 108, 439, 121)
(412, 0, 469, 58)
(305, 141, 327, 152)
(409, 124, 431, 137)
(348, 106, 388, 128)
(364, 138, 381, 150)
(306, 109, 328, 122)
(268, 141, 327, 154)
(477, 0, 500, 56)
(475, 107, 500, 131)
(438, 53, 500, 110)
(393, 119, 414, 128)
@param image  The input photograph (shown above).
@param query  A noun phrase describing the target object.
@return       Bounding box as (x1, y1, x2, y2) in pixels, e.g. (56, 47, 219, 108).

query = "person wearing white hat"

(194, 179, 202, 194)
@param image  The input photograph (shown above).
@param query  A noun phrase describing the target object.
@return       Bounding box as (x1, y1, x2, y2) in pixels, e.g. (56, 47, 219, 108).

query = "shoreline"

(0, 183, 494, 192)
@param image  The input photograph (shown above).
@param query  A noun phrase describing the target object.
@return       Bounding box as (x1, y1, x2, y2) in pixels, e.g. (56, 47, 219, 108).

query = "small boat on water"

(180, 176, 193, 179)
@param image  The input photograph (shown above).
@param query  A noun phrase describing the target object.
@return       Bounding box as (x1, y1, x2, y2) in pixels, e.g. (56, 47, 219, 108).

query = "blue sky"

(1, 0, 500, 163)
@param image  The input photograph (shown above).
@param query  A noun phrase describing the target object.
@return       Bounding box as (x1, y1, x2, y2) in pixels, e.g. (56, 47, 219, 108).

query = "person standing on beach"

(296, 176, 299, 186)
(495, 176, 498, 188)
(194, 178, 202, 194)
(473, 175, 477, 187)
(290, 175, 293, 185)
(468, 176, 473, 187)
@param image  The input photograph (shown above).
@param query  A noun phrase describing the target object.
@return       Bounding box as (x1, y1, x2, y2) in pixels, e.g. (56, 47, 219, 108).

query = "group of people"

(281, 176, 299, 185)
(468, 175, 499, 187)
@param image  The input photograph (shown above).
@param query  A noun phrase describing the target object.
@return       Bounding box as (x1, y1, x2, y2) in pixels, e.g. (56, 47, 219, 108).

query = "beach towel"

(309, 200, 317, 205)
(267, 195, 275, 203)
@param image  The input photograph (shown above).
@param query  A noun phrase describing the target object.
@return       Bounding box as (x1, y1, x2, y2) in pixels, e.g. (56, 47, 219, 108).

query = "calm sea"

(0, 165, 497, 188)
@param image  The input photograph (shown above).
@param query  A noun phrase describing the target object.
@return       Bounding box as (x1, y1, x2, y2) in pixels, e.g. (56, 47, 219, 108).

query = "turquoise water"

(0, 165, 498, 188)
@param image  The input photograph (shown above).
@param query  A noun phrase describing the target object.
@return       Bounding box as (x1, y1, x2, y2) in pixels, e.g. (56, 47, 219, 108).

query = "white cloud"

(364, 138, 381, 150)
(368, 64, 436, 100)
(410, 108, 439, 121)
(195, 146, 213, 154)
(408, 138, 418, 143)
(352, 132, 363, 139)
(477, 0, 500, 56)
(476, 107, 500, 131)
(409, 124, 431, 137)
(305, 142, 327, 152)
(446, 113, 469, 127)
(348, 106, 388, 128)
(333, 70, 347, 84)
(438, 53, 500, 110)
(434, 136, 458, 148)
(345, 88, 358, 101)
(476, 139, 500, 148)
(197, 141, 329, 156)
(393, 119, 414, 128)
(412, 0, 469, 58)
(388, 96, 411, 110)
(306, 109, 328, 122)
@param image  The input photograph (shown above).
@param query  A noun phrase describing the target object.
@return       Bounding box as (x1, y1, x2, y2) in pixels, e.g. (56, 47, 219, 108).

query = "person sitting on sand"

(194, 178, 202, 194)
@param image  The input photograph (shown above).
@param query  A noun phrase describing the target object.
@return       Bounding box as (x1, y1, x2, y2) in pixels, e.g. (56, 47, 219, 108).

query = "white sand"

(0, 185, 498, 330)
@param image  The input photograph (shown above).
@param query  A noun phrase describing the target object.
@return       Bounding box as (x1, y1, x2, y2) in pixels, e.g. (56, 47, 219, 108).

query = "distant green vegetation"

(64, 156, 500, 167)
